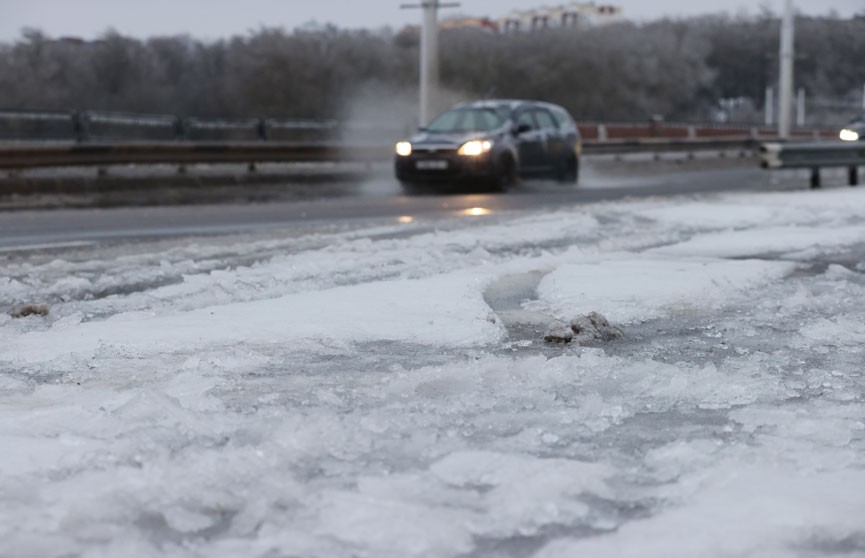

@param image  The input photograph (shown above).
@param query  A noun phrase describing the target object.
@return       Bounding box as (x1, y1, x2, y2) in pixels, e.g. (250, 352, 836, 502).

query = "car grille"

(412, 147, 458, 155)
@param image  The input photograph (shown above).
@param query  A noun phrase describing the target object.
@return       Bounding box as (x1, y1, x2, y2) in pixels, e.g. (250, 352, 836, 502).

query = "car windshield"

(425, 108, 508, 133)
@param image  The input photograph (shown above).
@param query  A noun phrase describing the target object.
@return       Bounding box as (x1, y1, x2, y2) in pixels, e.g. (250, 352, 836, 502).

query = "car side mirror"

(513, 123, 531, 136)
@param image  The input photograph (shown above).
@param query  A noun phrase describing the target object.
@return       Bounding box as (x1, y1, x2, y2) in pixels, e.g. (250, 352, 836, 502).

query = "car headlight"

(395, 141, 412, 156)
(458, 140, 493, 156)
(840, 129, 860, 142)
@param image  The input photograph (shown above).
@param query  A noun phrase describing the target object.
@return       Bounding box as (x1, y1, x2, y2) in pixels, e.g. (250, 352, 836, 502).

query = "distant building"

(403, 2, 623, 37)
(441, 17, 500, 33)
(499, 3, 623, 33)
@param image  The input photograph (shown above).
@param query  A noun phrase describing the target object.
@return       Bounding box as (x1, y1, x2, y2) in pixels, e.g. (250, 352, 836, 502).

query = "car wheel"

(494, 154, 517, 191)
(558, 155, 579, 185)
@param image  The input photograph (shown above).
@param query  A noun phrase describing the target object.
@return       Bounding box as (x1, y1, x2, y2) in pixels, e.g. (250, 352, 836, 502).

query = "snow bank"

(649, 225, 865, 259)
(536, 255, 795, 323)
(3, 185, 865, 558)
(636, 188, 865, 230)
(1, 270, 504, 366)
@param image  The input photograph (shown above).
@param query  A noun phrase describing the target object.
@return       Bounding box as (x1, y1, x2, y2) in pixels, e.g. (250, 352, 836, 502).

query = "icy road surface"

(2, 187, 865, 558)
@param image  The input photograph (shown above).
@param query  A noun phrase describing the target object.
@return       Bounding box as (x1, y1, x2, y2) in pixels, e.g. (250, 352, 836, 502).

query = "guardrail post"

(810, 167, 821, 189)
(648, 115, 663, 137)
(257, 118, 269, 141)
(71, 110, 89, 143)
(849, 166, 859, 187)
(597, 124, 607, 142)
(173, 116, 188, 140)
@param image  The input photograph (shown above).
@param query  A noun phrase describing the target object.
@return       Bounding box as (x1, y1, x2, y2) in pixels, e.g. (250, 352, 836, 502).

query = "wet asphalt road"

(0, 156, 835, 251)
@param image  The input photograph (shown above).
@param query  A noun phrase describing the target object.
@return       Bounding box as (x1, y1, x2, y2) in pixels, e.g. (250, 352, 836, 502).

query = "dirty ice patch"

(1, 271, 504, 366)
(648, 225, 865, 259)
(536, 256, 795, 323)
(535, 465, 865, 558)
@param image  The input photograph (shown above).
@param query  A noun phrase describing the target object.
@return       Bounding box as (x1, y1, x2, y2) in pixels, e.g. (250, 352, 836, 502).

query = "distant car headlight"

(395, 141, 412, 156)
(840, 128, 860, 141)
(458, 140, 493, 156)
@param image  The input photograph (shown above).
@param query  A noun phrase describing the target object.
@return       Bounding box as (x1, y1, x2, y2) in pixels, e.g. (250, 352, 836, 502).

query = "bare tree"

(0, 14, 861, 124)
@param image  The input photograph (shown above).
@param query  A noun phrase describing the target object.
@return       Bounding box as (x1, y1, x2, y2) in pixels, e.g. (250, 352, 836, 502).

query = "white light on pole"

(400, 1, 460, 127)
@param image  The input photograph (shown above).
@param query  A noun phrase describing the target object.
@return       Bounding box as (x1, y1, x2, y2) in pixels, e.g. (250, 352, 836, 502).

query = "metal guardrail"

(0, 109, 344, 143)
(0, 142, 390, 170)
(760, 141, 865, 188)
(0, 107, 838, 143)
(0, 137, 762, 171)
(583, 137, 757, 155)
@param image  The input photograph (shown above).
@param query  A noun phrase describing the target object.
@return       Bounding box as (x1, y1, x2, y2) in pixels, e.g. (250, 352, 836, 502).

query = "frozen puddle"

(483, 271, 624, 354)
(484, 271, 553, 332)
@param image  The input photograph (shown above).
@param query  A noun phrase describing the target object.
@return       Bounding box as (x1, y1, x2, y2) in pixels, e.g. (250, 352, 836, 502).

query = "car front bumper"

(395, 153, 497, 184)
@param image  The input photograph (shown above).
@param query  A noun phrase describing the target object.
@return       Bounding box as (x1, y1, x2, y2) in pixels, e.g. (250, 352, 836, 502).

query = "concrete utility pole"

(765, 86, 774, 126)
(796, 87, 805, 126)
(778, 0, 795, 139)
(401, 1, 459, 126)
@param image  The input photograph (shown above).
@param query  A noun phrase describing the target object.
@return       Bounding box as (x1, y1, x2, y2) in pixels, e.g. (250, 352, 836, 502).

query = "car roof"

(451, 99, 566, 113)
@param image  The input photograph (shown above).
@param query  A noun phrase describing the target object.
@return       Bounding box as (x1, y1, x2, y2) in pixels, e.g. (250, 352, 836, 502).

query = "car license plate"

(416, 160, 448, 170)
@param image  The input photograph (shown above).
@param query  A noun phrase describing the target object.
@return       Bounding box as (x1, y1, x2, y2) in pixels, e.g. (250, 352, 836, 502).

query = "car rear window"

(426, 108, 506, 133)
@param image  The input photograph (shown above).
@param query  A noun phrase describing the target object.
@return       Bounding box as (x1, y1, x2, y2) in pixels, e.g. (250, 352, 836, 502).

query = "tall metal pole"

(778, 0, 795, 139)
(420, 2, 438, 126)
(796, 87, 805, 126)
(401, 1, 459, 127)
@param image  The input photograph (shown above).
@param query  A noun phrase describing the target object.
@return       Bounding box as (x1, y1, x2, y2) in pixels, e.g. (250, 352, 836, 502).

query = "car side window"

(533, 109, 558, 131)
(550, 107, 573, 128)
(516, 111, 537, 131)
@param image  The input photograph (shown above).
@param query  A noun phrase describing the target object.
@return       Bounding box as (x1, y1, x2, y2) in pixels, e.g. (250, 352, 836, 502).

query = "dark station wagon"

(395, 100, 582, 191)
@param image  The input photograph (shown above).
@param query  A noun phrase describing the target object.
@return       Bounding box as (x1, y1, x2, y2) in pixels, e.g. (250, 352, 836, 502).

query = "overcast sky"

(1, 0, 862, 41)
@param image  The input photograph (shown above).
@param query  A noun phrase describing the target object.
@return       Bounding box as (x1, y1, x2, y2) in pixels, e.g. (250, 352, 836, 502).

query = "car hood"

(409, 130, 498, 147)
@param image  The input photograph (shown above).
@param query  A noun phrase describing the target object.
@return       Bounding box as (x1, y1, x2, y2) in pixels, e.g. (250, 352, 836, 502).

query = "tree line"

(0, 12, 863, 125)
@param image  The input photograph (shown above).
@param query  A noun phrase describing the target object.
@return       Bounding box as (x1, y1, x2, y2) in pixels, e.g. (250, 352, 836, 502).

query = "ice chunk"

(537, 256, 794, 323)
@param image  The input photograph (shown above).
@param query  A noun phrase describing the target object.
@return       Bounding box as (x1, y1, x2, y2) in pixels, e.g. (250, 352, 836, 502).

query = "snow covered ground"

(2, 185, 865, 558)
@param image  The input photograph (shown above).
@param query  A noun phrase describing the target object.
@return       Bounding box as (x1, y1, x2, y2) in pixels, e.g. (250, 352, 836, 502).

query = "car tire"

(558, 155, 579, 185)
(494, 154, 517, 192)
